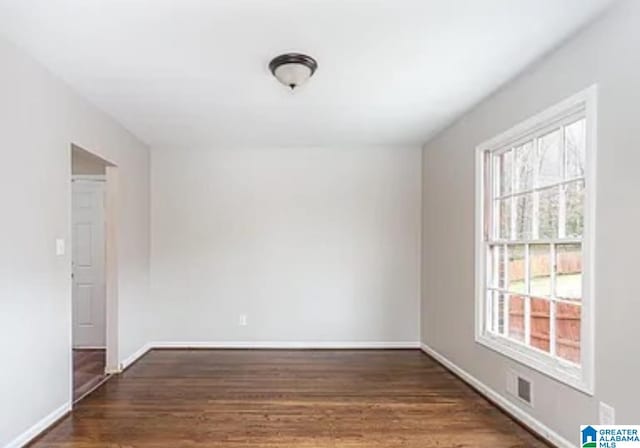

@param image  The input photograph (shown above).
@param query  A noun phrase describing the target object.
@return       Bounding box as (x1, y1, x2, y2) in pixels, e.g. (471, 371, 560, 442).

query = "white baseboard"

(152, 341, 421, 349)
(420, 343, 571, 448)
(113, 340, 419, 373)
(5, 402, 71, 448)
(116, 342, 153, 372)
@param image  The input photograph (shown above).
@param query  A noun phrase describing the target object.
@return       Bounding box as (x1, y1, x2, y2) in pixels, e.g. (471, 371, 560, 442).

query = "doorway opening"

(70, 145, 118, 403)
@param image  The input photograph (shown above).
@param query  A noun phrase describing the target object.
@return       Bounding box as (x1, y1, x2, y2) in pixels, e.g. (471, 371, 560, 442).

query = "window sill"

(476, 332, 593, 395)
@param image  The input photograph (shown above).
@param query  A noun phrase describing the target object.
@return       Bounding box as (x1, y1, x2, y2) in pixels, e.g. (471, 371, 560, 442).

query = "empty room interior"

(1, 0, 639, 447)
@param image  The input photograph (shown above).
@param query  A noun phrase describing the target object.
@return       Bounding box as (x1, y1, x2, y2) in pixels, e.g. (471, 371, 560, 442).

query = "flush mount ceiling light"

(269, 53, 318, 90)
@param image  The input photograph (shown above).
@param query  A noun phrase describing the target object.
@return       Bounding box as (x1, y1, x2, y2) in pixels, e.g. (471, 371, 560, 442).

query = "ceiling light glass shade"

(269, 53, 318, 90)
(273, 63, 313, 89)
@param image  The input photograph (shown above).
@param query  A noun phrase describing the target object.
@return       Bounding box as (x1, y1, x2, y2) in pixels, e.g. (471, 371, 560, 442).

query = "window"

(475, 87, 596, 394)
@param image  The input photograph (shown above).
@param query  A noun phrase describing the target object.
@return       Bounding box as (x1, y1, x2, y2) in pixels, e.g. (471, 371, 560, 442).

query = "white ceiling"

(0, 0, 614, 148)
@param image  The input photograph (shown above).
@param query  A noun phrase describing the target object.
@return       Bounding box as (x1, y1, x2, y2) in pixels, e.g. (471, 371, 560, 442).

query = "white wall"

(151, 146, 421, 345)
(0, 36, 150, 446)
(421, 0, 640, 443)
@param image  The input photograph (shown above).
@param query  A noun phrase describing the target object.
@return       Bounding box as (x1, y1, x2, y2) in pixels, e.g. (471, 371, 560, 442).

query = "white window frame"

(475, 86, 597, 395)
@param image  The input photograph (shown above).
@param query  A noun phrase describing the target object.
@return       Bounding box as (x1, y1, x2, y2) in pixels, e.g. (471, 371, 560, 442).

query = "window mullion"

(532, 192, 540, 239)
(487, 240, 496, 334)
(493, 182, 500, 241)
(558, 126, 567, 238)
(558, 186, 567, 238)
(511, 147, 517, 240)
(494, 177, 584, 201)
(492, 291, 499, 334)
(489, 237, 581, 245)
(524, 244, 531, 345)
(484, 289, 494, 333)
(562, 123, 568, 181)
(502, 244, 511, 336)
(491, 245, 499, 334)
(486, 152, 495, 334)
(550, 244, 557, 357)
(490, 151, 497, 240)
(532, 138, 540, 239)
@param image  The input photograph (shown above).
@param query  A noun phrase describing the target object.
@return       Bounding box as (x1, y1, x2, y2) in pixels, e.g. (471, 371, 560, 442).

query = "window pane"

(506, 245, 525, 294)
(530, 244, 551, 297)
(556, 244, 582, 300)
(491, 245, 507, 289)
(565, 181, 585, 238)
(565, 119, 586, 179)
(495, 149, 513, 196)
(515, 194, 532, 239)
(537, 129, 563, 188)
(538, 186, 559, 239)
(530, 298, 550, 353)
(508, 295, 525, 342)
(514, 141, 535, 192)
(556, 302, 581, 364)
(497, 199, 511, 240)
(495, 291, 506, 334)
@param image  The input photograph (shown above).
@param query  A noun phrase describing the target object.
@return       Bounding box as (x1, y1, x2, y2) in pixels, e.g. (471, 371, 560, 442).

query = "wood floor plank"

(31, 350, 549, 447)
(72, 349, 106, 401)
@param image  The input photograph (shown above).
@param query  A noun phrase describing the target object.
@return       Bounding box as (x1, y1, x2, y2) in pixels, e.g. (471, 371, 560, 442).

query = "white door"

(72, 178, 106, 348)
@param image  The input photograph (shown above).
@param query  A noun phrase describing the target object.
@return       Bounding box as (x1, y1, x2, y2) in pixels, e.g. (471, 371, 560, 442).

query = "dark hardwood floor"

(33, 350, 548, 447)
(72, 349, 106, 401)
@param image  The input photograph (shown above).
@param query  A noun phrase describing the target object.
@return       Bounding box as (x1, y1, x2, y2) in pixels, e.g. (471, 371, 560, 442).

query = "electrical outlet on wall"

(55, 238, 65, 256)
(239, 314, 247, 326)
(599, 402, 615, 425)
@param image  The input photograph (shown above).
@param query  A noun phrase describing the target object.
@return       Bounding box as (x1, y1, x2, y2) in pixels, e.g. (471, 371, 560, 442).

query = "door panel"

(72, 179, 106, 348)
(75, 223, 93, 266)
(76, 284, 94, 326)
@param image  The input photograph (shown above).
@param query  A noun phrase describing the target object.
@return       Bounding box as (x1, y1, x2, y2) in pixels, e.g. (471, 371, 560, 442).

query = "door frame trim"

(70, 146, 120, 407)
(104, 165, 120, 375)
(71, 174, 106, 182)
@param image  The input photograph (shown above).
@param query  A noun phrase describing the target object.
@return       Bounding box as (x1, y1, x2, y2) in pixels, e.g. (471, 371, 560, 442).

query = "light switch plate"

(599, 402, 615, 425)
(55, 238, 65, 256)
(239, 314, 247, 326)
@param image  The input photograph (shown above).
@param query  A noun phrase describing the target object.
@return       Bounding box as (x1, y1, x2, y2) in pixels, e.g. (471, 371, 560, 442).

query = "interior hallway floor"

(33, 349, 547, 447)
(72, 349, 106, 402)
